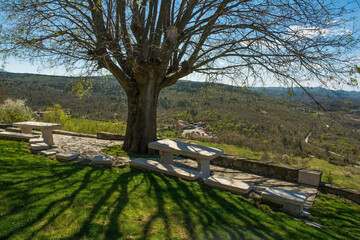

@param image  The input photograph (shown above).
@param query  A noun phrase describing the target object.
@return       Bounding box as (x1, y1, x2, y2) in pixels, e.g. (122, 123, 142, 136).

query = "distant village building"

(34, 108, 70, 117)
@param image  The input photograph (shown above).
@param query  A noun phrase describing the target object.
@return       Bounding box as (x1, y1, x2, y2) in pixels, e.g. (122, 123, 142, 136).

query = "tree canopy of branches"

(0, 0, 359, 153)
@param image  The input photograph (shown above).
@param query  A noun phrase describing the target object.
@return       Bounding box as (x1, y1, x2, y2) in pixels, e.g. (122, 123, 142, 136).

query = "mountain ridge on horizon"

(1, 70, 359, 96)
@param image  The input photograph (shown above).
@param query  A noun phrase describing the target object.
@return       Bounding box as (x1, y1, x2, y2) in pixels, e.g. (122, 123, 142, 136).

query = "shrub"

(324, 171, 334, 183)
(0, 98, 33, 123)
(42, 104, 69, 125)
(260, 152, 270, 161)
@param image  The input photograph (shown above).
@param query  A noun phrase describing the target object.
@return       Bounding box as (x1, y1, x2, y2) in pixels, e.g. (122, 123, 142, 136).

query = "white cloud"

(289, 25, 352, 38)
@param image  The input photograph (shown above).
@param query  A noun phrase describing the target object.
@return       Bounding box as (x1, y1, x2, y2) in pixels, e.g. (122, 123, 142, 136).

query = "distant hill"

(251, 87, 360, 111)
(251, 86, 360, 100)
(1, 71, 360, 162)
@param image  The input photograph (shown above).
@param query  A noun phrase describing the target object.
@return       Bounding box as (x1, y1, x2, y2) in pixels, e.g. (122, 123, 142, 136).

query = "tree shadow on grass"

(137, 172, 350, 240)
(63, 168, 145, 239)
(1, 165, 96, 240)
(1, 142, 359, 240)
(141, 174, 172, 240)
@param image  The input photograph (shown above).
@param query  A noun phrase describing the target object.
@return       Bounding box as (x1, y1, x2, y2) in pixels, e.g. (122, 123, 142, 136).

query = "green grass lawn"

(1, 140, 360, 239)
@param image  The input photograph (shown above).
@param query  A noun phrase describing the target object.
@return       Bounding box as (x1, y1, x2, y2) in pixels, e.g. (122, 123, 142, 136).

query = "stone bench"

(13, 121, 60, 146)
(0, 131, 40, 141)
(148, 139, 223, 177)
(261, 187, 308, 216)
(203, 175, 254, 195)
(131, 158, 202, 181)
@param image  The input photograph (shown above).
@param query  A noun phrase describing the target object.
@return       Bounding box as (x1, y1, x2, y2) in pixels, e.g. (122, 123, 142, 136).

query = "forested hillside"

(1, 72, 359, 163)
(252, 87, 360, 113)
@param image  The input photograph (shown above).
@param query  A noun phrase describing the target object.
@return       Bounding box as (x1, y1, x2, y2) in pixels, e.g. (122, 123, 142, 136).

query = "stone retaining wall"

(319, 182, 360, 204)
(52, 129, 97, 138)
(97, 132, 125, 140)
(212, 154, 301, 182)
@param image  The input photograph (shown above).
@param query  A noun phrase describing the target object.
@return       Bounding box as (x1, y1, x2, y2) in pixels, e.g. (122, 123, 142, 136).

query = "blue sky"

(1, 1, 360, 92)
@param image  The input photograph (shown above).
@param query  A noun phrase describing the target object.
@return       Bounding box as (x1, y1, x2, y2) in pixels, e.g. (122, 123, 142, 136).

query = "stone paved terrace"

(51, 134, 318, 216)
(53, 134, 123, 160)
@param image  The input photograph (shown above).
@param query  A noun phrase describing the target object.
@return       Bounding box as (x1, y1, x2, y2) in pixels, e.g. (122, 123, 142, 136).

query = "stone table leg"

(20, 126, 33, 134)
(197, 159, 210, 178)
(41, 128, 54, 146)
(160, 151, 173, 164)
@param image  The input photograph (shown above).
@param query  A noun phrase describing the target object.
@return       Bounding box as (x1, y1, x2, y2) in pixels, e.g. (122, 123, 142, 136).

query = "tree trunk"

(122, 79, 160, 154)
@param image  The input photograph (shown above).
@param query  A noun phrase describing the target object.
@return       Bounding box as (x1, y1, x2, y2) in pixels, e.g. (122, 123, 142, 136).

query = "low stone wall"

(53, 129, 97, 138)
(97, 132, 125, 140)
(0, 123, 11, 129)
(319, 182, 360, 204)
(212, 154, 300, 182)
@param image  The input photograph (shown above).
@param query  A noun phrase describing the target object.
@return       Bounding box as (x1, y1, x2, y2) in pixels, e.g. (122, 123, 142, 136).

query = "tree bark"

(122, 78, 160, 154)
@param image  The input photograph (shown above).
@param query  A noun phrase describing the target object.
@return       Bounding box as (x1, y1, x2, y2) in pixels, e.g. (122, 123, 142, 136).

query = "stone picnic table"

(13, 121, 60, 146)
(148, 139, 223, 177)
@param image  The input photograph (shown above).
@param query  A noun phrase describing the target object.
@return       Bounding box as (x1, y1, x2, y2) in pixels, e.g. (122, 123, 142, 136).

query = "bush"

(42, 104, 69, 125)
(260, 152, 270, 161)
(0, 98, 33, 123)
(324, 171, 334, 183)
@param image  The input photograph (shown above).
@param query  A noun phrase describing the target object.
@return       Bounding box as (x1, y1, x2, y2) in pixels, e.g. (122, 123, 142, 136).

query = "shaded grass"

(102, 144, 157, 159)
(1, 139, 360, 239)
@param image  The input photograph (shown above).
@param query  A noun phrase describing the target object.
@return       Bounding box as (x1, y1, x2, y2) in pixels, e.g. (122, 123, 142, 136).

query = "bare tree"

(0, 0, 359, 153)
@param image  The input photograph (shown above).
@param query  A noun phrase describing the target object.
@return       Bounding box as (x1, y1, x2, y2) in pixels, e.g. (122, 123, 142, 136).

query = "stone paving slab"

(30, 143, 49, 151)
(262, 187, 308, 205)
(131, 158, 202, 181)
(262, 187, 308, 217)
(92, 155, 115, 166)
(40, 149, 58, 157)
(56, 152, 80, 162)
(53, 134, 123, 160)
(29, 138, 44, 144)
(0, 131, 40, 141)
(203, 175, 253, 195)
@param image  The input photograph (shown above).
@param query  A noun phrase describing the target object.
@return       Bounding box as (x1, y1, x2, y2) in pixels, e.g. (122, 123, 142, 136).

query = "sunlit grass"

(1, 139, 360, 239)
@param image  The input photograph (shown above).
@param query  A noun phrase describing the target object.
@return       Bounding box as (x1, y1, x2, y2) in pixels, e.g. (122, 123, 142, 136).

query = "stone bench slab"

(131, 158, 202, 181)
(203, 175, 254, 195)
(262, 187, 308, 216)
(5, 127, 21, 133)
(0, 131, 40, 141)
(148, 139, 223, 160)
